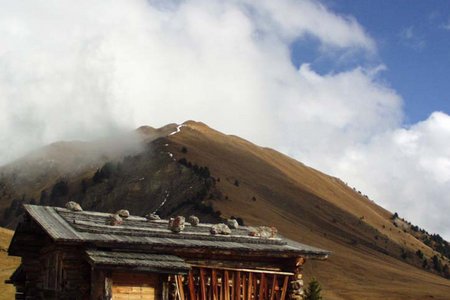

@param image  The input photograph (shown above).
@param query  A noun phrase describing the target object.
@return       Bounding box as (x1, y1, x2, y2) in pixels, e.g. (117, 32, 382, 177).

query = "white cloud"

(0, 0, 449, 239)
(441, 20, 450, 31)
(318, 112, 450, 238)
(399, 26, 426, 50)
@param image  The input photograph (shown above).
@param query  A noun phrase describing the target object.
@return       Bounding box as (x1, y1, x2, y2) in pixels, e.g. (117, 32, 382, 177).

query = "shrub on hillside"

(304, 278, 322, 300)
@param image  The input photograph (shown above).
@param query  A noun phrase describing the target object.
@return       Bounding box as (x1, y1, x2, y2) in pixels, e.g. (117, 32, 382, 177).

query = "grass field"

(0, 227, 19, 300)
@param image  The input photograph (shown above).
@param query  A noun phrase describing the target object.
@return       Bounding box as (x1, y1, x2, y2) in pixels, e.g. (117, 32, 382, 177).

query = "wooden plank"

(212, 269, 218, 300)
(241, 273, 246, 300)
(188, 271, 196, 300)
(234, 271, 241, 300)
(270, 274, 277, 300)
(177, 275, 185, 300)
(190, 265, 294, 276)
(280, 276, 289, 300)
(224, 270, 230, 300)
(200, 268, 207, 300)
(219, 270, 223, 300)
(258, 273, 265, 300)
(247, 273, 252, 300)
(112, 272, 158, 300)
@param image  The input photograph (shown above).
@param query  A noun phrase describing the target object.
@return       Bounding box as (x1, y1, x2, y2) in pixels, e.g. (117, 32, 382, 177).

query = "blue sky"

(293, 0, 450, 125)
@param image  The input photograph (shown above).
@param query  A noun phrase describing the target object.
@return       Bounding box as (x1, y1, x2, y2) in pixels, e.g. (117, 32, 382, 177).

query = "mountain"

(0, 121, 449, 299)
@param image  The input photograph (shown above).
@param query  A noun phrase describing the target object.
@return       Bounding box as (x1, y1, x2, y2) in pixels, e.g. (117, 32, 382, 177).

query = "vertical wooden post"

(177, 275, 185, 300)
(280, 276, 289, 300)
(234, 271, 241, 300)
(188, 271, 196, 300)
(247, 273, 252, 300)
(212, 269, 218, 300)
(270, 274, 277, 300)
(258, 273, 265, 300)
(224, 270, 230, 300)
(241, 273, 247, 300)
(219, 270, 223, 300)
(200, 268, 207, 300)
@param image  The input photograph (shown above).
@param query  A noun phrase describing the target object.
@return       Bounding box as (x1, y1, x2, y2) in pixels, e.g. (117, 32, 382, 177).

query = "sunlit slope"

(0, 227, 19, 300)
(167, 121, 450, 300)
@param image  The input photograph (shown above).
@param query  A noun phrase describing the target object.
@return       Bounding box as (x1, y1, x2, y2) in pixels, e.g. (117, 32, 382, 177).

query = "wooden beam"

(200, 268, 207, 300)
(190, 265, 294, 276)
(241, 273, 246, 300)
(235, 271, 241, 300)
(258, 273, 265, 300)
(270, 274, 277, 300)
(188, 271, 196, 300)
(280, 276, 289, 300)
(212, 269, 218, 300)
(224, 270, 230, 300)
(247, 273, 252, 300)
(177, 275, 185, 300)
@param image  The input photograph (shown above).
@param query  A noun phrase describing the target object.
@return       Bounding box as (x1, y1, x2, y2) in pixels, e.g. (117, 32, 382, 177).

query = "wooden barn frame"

(7, 205, 328, 299)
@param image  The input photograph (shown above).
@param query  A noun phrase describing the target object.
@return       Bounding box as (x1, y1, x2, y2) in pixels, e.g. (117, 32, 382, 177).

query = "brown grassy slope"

(0, 227, 19, 300)
(168, 121, 450, 300)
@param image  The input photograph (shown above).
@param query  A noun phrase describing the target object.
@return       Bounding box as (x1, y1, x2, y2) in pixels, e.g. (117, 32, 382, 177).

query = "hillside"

(0, 121, 449, 299)
(0, 227, 19, 300)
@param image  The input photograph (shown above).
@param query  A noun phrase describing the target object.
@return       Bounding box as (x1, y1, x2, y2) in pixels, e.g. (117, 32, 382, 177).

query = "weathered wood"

(280, 276, 289, 300)
(270, 274, 277, 300)
(241, 273, 246, 300)
(188, 271, 196, 300)
(200, 268, 207, 300)
(177, 275, 185, 300)
(112, 272, 159, 300)
(247, 273, 252, 300)
(224, 270, 230, 300)
(234, 271, 241, 300)
(190, 265, 294, 276)
(212, 269, 218, 300)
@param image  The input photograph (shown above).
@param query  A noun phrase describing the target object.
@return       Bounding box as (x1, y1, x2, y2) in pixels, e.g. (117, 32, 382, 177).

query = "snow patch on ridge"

(169, 124, 185, 136)
(153, 190, 170, 213)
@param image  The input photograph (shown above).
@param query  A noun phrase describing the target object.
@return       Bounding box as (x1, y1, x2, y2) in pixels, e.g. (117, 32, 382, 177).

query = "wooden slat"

(258, 273, 265, 300)
(112, 272, 158, 300)
(241, 273, 246, 300)
(234, 271, 241, 300)
(247, 273, 252, 300)
(177, 275, 185, 300)
(200, 268, 207, 300)
(188, 271, 196, 300)
(212, 269, 218, 300)
(190, 265, 294, 276)
(224, 270, 230, 300)
(280, 276, 289, 300)
(270, 274, 277, 300)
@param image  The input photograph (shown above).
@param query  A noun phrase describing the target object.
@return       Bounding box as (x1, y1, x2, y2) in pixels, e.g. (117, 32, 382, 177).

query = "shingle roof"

(85, 250, 190, 274)
(23, 205, 329, 259)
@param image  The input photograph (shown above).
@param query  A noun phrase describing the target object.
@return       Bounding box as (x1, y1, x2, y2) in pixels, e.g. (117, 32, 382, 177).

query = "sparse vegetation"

(304, 278, 322, 300)
(178, 158, 211, 179)
(93, 162, 116, 183)
(50, 180, 69, 200)
(432, 255, 443, 272)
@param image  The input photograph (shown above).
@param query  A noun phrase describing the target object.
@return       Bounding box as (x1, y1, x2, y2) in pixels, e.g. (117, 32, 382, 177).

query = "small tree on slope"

(304, 278, 323, 300)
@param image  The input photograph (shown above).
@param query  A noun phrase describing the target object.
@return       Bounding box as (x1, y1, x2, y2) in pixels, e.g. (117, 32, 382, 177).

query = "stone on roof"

(18, 205, 330, 259)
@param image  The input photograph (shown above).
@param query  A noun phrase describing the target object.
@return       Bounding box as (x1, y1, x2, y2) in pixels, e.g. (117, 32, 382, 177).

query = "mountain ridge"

(0, 120, 449, 299)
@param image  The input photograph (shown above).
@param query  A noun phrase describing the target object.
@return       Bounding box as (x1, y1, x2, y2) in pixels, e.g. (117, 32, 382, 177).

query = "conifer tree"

(304, 277, 323, 300)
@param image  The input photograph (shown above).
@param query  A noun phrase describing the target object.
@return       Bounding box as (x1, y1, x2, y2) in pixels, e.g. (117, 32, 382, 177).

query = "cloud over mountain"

(0, 0, 449, 238)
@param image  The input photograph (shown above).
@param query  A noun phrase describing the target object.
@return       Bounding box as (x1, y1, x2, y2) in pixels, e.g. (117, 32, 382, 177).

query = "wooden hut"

(7, 204, 329, 300)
